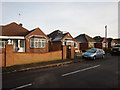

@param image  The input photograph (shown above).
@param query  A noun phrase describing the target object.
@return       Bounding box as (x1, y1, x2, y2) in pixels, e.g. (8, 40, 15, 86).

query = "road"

(2, 54, 120, 89)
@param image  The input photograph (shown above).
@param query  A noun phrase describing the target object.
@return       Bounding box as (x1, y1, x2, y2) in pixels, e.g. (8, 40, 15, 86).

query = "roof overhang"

(28, 35, 48, 39)
(0, 36, 25, 39)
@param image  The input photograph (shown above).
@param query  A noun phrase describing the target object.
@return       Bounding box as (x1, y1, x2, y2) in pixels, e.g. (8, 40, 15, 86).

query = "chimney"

(19, 23, 23, 26)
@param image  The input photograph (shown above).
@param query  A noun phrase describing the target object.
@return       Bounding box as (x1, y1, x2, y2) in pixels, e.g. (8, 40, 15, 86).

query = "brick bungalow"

(114, 38, 120, 45)
(48, 30, 78, 52)
(93, 36, 105, 49)
(107, 38, 118, 48)
(75, 34, 95, 51)
(93, 36, 117, 49)
(0, 22, 49, 53)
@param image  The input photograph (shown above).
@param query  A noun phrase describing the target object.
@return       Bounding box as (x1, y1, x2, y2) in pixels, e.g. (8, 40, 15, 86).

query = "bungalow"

(93, 36, 105, 49)
(107, 38, 118, 48)
(75, 34, 95, 51)
(114, 38, 120, 45)
(0, 22, 49, 53)
(47, 30, 78, 51)
(93, 36, 117, 49)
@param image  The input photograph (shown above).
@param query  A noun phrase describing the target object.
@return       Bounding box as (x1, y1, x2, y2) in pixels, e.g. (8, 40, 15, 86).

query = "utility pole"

(105, 25, 107, 39)
(105, 25, 107, 53)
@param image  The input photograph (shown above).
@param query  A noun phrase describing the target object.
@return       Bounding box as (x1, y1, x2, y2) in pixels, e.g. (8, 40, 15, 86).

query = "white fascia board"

(28, 35, 48, 39)
(0, 36, 25, 39)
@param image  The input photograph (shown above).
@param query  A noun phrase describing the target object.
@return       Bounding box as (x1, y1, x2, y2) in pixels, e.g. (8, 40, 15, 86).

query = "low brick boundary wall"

(0, 45, 76, 67)
(1, 45, 66, 67)
(13, 51, 62, 66)
(0, 53, 5, 67)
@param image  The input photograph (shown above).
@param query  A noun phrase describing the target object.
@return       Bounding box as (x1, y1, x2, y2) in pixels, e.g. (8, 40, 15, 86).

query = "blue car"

(82, 48, 105, 60)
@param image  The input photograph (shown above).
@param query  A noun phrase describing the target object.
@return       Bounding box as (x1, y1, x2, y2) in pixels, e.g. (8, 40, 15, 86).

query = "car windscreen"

(87, 49, 97, 53)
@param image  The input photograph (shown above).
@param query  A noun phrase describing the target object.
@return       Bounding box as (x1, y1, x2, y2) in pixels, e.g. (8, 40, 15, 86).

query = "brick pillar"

(70, 46, 75, 59)
(62, 46, 67, 60)
(5, 45, 14, 67)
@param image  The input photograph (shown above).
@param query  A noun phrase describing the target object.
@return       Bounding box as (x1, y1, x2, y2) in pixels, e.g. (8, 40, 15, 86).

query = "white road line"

(10, 83, 32, 90)
(62, 64, 100, 77)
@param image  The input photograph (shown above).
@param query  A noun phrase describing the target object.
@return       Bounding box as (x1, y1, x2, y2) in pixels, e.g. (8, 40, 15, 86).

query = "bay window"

(30, 38, 46, 48)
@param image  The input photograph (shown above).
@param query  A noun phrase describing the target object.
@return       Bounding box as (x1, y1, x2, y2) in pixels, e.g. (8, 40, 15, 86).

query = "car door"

(96, 50, 101, 58)
(99, 50, 104, 58)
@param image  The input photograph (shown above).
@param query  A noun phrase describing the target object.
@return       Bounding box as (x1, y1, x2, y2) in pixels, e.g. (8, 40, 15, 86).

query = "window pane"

(0, 42, 3, 48)
(38, 42, 41, 48)
(31, 42, 34, 48)
(35, 42, 38, 48)
(41, 42, 45, 48)
(31, 38, 34, 41)
(34, 38, 38, 42)
(0, 41, 8, 48)
(20, 40, 24, 47)
(30, 38, 46, 48)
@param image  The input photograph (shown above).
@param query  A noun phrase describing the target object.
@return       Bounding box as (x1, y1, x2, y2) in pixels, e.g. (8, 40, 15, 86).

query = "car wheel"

(102, 55, 105, 59)
(93, 56, 96, 60)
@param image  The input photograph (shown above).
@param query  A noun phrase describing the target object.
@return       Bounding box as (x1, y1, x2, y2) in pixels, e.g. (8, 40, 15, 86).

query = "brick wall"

(13, 51, 62, 66)
(62, 46, 67, 59)
(49, 41, 62, 51)
(3, 45, 63, 67)
(1, 44, 76, 67)
(70, 46, 75, 59)
(0, 53, 5, 67)
(79, 43, 88, 50)
(94, 43, 102, 49)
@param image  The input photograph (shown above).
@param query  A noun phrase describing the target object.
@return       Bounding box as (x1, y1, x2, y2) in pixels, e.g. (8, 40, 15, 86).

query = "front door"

(13, 40, 25, 52)
(67, 45, 71, 59)
(17, 40, 25, 52)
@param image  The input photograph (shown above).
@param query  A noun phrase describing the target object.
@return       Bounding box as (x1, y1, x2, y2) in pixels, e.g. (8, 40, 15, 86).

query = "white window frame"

(89, 42, 94, 48)
(0, 40, 8, 48)
(30, 38, 46, 48)
(66, 40, 74, 46)
(74, 42, 78, 48)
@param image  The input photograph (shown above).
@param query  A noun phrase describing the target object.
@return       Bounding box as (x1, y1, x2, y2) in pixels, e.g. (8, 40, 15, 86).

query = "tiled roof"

(52, 33, 68, 41)
(25, 28, 49, 38)
(75, 34, 95, 43)
(114, 38, 120, 44)
(47, 30, 72, 41)
(107, 38, 113, 43)
(93, 36, 113, 43)
(0, 22, 29, 36)
(47, 30, 63, 40)
(93, 36, 104, 42)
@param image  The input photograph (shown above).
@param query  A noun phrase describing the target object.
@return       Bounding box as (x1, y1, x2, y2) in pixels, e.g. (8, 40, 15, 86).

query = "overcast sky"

(2, 2, 118, 38)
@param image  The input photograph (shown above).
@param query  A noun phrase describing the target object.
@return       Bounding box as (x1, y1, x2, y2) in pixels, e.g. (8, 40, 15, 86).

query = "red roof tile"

(0, 22, 29, 36)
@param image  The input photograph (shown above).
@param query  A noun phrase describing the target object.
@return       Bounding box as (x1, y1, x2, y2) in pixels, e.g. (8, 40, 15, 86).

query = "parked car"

(111, 45, 120, 55)
(82, 48, 105, 60)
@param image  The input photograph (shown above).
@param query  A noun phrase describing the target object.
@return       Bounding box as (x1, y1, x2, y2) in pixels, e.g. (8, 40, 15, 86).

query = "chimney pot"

(19, 23, 23, 26)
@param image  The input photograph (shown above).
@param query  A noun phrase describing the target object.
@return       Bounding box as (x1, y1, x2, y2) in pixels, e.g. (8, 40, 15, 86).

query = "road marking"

(10, 83, 32, 90)
(62, 64, 100, 77)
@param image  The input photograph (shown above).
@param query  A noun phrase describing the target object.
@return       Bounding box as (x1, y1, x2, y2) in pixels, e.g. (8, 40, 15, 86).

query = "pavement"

(2, 54, 119, 88)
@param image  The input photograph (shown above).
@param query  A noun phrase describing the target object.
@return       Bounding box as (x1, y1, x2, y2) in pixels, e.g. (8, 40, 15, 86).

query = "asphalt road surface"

(2, 54, 120, 89)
